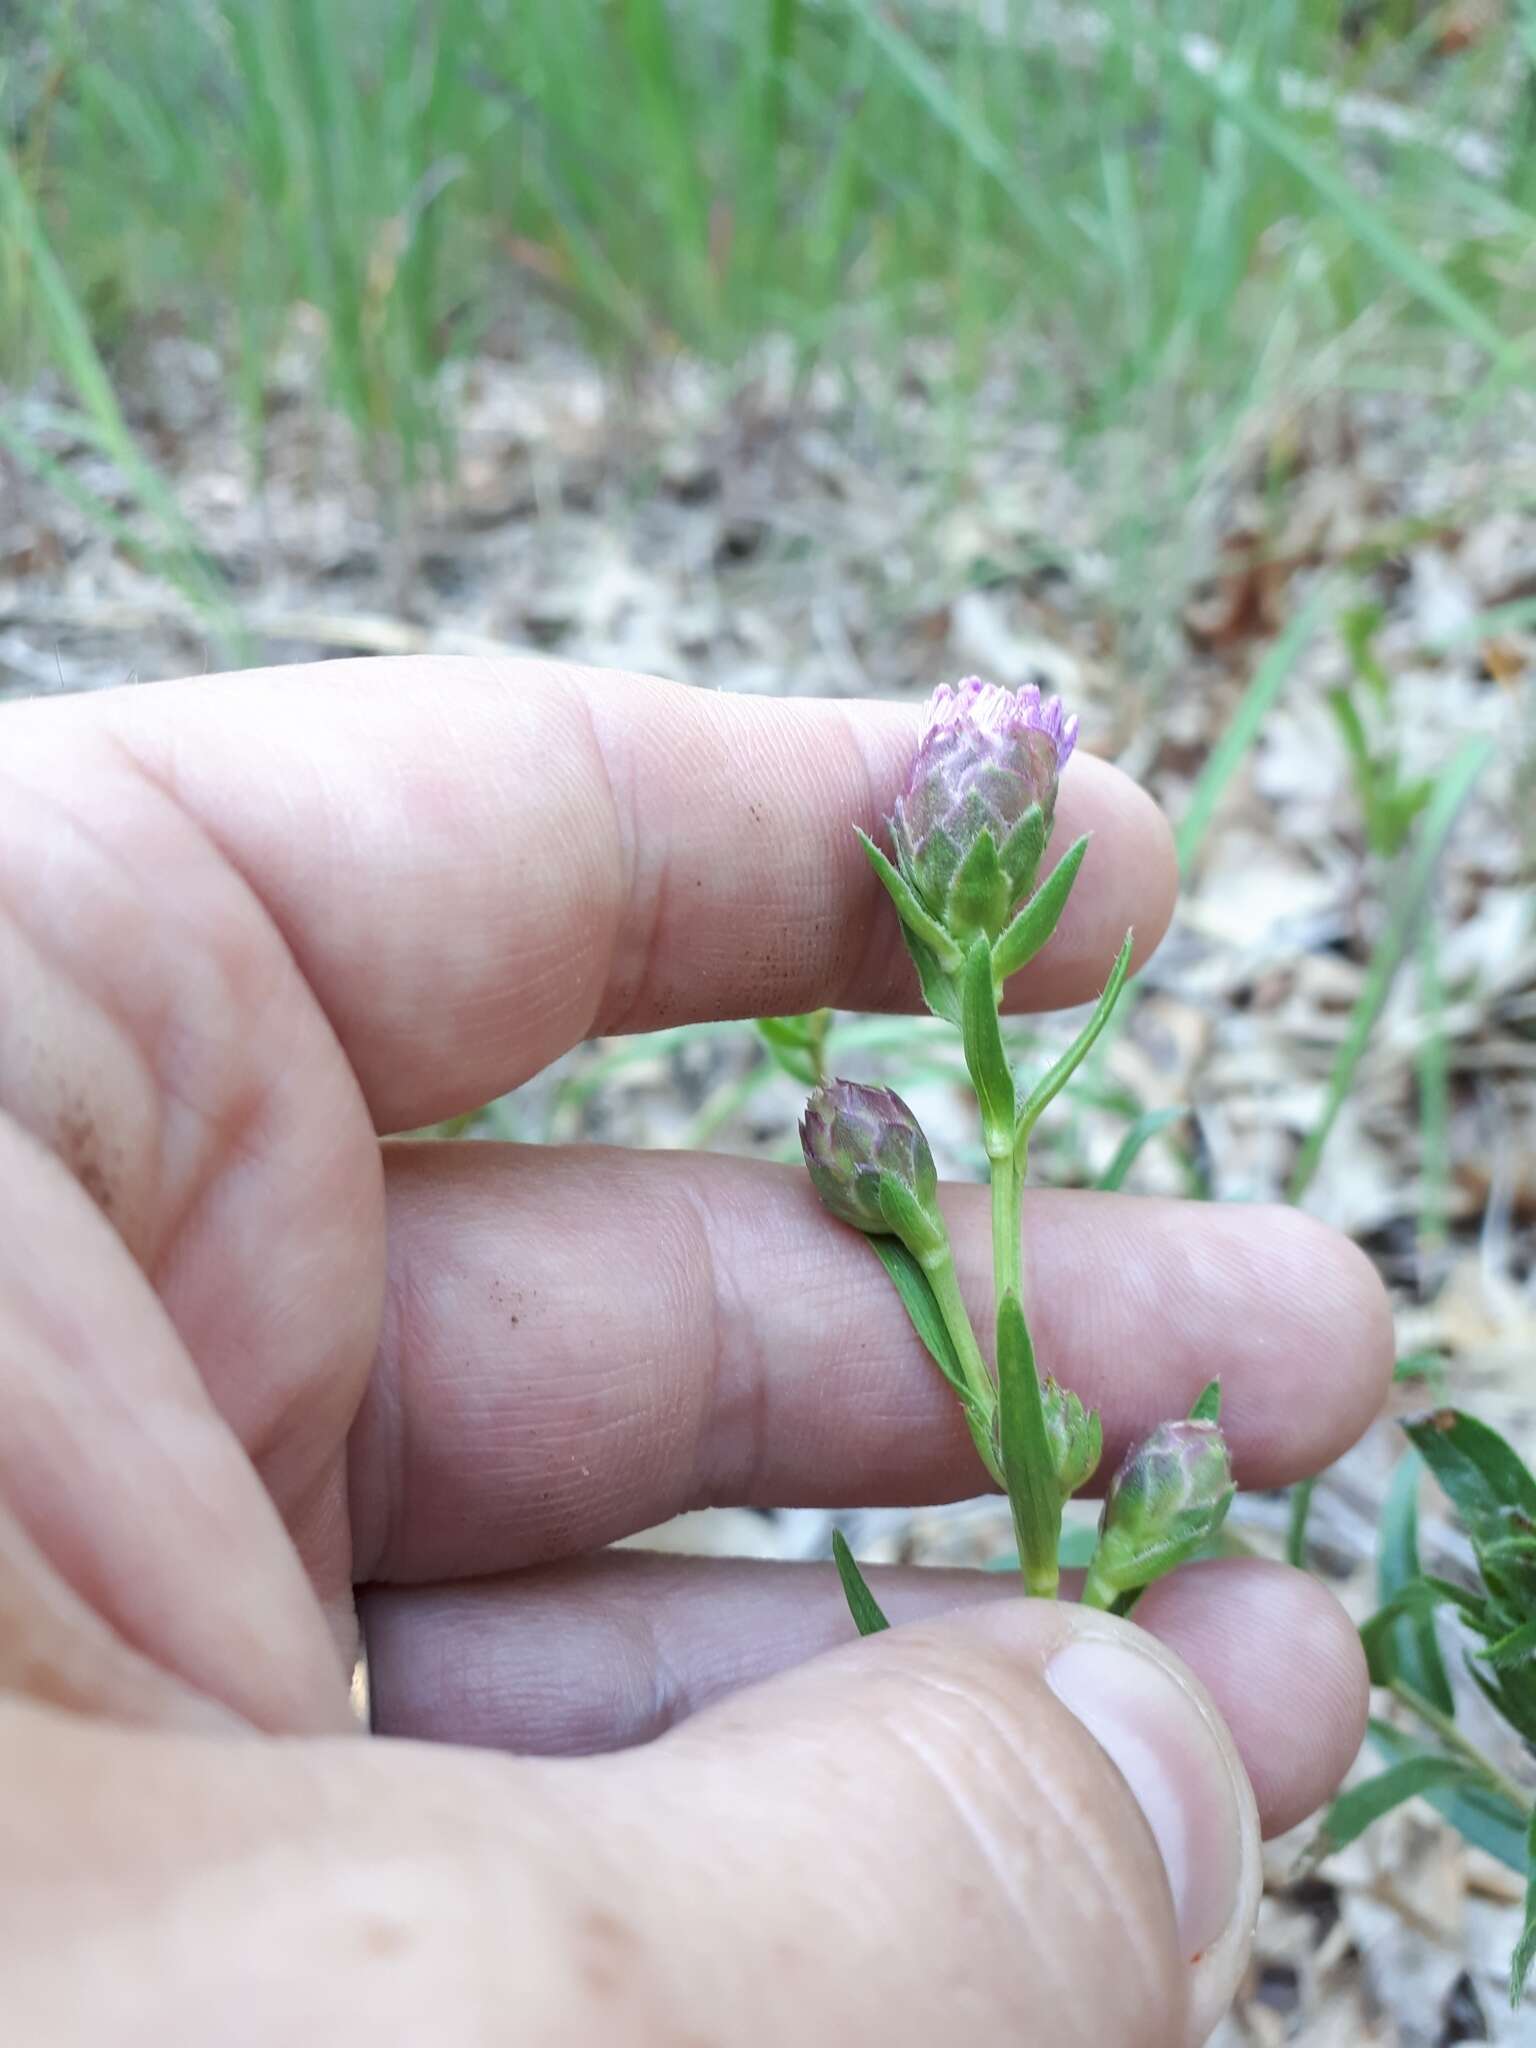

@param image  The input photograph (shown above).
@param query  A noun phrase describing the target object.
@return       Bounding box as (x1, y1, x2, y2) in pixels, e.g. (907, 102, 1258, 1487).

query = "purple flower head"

(890, 677, 1079, 931)
(800, 1078, 942, 1255)
(1089, 1418, 1235, 1599)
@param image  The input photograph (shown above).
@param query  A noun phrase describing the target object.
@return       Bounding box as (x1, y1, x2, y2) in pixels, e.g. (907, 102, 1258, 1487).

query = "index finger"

(14, 658, 1175, 1130)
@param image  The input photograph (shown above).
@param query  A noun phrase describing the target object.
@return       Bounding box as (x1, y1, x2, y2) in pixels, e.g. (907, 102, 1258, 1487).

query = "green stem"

(991, 1143, 1023, 1303)
(1079, 1555, 1118, 1611)
(923, 1248, 1002, 1485)
(1391, 1677, 1534, 1816)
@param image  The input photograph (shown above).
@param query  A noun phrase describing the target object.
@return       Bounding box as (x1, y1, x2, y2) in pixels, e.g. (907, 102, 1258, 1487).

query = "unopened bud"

(799, 1079, 945, 1261)
(890, 677, 1078, 941)
(1083, 1419, 1235, 1606)
(1043, 1378, 1102, 1502)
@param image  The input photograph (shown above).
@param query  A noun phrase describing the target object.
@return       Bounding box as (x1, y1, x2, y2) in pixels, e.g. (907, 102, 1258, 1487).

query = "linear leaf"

(991, 835, 1089, 985)
(856, 830, 961, 972)
(1096, 1107, 1185, 1193)
(1188, 1379, 1222, 1424)
(1310, 1752, 1489, 1864)
(832, 1530, 890, 1637)
(996, 1289, 1061, 1596)
(960, 937, 1015, 1150)
(1287, 1475, 1317, 1569)
(867, 1237, 987, 1432)
(1512, 1807, 1536, 2006)
(1016, 931, 1134, 1143)
(1289, 740, 1493, 1200)
(1369, 1721, 1530, 1874)
(1377, 1449, 1454, 1713)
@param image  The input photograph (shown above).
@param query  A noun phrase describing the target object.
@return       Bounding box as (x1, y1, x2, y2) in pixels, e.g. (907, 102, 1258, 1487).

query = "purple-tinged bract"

(890, 677, 1079, 926)
(800, 1078, 939, 1242)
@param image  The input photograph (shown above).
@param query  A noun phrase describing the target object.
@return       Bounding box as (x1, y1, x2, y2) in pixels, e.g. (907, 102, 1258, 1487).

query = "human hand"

(0, 660, 1391, 2045)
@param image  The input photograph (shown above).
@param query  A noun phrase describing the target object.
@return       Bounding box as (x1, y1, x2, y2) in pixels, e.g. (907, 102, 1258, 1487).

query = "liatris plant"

(800, 678, 1236, 1624)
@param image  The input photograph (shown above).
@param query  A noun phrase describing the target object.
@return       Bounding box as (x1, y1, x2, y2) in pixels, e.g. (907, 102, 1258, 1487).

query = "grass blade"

(1176, 580, 1333, 873)
(1377, 1448, 1455, 1714)
(1288, 738, 1493, 1201)
(1095, 1107, 1185, 1193)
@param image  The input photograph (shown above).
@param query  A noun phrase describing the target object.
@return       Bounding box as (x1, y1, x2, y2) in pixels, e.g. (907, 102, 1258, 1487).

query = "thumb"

(583, 1599, 1262, 2048)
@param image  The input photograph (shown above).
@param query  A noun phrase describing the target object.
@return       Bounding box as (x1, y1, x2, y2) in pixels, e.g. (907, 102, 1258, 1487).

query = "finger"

(0, 1120, 352, 1734)
(637, 1598, 1261, 2043)
(9, 1602, 1258, 2048)
(13, 660, 1175, 1129)
(362, 1551, 1364, 1839)
(1129, 1559, 1369, 1836)
(348, 1144, 1393, 1579)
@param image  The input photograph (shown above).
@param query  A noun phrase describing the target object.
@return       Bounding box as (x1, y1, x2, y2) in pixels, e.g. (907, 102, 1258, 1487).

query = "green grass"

(5, 0, 1534, 539)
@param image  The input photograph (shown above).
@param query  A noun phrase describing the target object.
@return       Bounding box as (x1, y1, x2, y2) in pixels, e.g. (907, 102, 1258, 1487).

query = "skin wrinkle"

(875, 1670, 1124, 2039)
(553, 670, 652, 1047)
(683, 1172, 775, 1507)
(901, 1661, 1178, 2022)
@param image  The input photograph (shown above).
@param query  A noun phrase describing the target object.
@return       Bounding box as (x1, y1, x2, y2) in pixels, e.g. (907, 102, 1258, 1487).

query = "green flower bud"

(1083, 1419, 1235, 1607)
(1043, 1378, 1102, 1502)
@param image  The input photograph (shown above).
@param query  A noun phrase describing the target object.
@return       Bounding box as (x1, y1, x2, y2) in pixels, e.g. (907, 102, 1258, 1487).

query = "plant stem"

(922, 1248, 1001, 1480)
(1391, 1677, 1534, 1816)
(991, 1142, 1023, 1302)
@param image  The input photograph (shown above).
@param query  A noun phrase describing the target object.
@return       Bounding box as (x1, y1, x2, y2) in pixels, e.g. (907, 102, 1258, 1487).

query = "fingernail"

(1046, 1637, 1244, 1961)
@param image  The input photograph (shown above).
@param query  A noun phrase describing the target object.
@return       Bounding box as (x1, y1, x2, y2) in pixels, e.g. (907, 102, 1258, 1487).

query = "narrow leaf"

(1016, 931, 1135, 1142)
(1176, 583, 1332, 874)
(832, 1530, 890, 1636)
(1188, 1380, 1222, 1425)
(856, 829, 960, 972)
(1310, 1753, 1490, 1866)
(1511, 1809, 1536, 2005)
(1289, 739, 1493, 1201)
(1370, 1721, 1531, 1873)
(1287, 1475, 1317, 1569)
(867, 1238, 969, 1401)
(1360, 1576, 1489, 1687)
(1377, 1448, 1455, 1714)
(960, 936, 1015, 1152)
(1096, 1107, 1185, 1193)
(866, 1236, 996, 1482)
(990, 835, 1089, 985)
(996, 1289, 1062, 1597)
(901, 924, 962, 1027)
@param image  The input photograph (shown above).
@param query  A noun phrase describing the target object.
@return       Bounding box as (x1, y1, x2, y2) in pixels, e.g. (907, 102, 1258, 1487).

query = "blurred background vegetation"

(5, 0, 1536, 626)
(5, 3, 1536, 2034)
